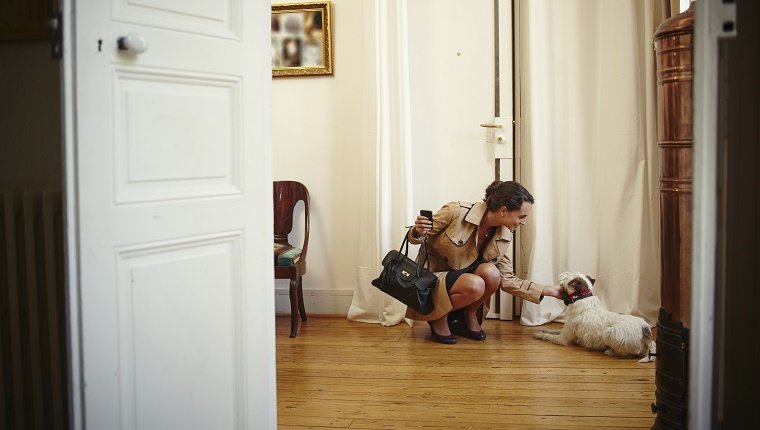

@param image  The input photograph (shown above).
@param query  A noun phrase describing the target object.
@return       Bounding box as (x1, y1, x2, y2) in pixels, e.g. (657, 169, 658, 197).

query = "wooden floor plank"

(276, 316, 656, 429)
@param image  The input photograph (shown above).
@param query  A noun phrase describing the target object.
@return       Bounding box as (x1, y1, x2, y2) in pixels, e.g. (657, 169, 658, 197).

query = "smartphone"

(420, 210, 433, 222)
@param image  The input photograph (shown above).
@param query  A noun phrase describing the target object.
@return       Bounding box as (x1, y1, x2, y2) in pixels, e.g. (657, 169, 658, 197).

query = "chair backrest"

(273, 181, 310, 256)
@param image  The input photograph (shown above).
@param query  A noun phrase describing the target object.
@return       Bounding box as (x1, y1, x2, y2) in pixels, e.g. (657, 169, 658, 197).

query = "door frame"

(61, 0, 84, 426)
(486, 0, 521, 320)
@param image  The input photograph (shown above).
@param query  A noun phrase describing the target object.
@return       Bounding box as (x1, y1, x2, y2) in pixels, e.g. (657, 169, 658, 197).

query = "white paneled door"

(408, 0, 516, 319)
(63, 0, 275, 429)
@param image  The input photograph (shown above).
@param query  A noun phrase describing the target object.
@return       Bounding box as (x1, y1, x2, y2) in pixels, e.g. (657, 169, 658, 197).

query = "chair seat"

(274, 243, 302, 267)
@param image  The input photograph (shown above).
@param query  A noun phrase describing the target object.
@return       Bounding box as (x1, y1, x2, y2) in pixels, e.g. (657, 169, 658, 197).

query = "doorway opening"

(0, 9, 69, 429)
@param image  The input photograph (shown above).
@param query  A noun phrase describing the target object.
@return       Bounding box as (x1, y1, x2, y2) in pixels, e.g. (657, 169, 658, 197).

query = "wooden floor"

(276, 316, 656, 430)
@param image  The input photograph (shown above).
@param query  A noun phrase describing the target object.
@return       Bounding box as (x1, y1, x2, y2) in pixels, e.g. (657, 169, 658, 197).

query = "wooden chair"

(273, 181, 310, 337)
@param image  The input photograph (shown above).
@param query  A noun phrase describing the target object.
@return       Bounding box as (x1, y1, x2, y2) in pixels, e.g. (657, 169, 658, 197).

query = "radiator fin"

(1, 189, 68, 429)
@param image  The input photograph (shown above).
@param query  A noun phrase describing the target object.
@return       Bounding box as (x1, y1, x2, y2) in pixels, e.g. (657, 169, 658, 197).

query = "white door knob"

(117, 33, 148, 54)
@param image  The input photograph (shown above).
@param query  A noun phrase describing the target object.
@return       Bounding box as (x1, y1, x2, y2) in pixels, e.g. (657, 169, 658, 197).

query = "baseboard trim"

(274, 287, 354, 316)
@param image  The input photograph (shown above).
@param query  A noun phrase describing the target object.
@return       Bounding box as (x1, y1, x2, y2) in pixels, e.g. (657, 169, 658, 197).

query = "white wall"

(272, 0, 370, 315)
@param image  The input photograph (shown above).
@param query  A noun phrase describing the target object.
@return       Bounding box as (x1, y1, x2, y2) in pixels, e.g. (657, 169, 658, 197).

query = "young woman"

(408, 180, 564, 344)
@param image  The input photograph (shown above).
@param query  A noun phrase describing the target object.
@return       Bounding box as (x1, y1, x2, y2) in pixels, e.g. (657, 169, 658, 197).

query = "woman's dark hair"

(484, 180, 534, 212)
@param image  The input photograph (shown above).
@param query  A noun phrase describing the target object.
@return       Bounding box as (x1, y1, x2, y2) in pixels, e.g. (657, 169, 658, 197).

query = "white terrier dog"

(533, 272, 655, 359)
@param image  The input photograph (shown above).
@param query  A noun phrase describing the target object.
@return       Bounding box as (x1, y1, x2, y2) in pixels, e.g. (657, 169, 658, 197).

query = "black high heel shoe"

(427, 321, 457, 344)
(463, 326, 486, 341)
(448, 314, 487, 341)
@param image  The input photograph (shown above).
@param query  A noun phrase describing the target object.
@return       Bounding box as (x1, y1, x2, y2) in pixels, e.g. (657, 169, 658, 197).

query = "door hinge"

(713, 0, 737, 39)
(47, 12, 63, 60)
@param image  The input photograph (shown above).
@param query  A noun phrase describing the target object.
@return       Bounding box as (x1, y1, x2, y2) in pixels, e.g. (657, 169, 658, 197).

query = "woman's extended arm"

(495, 253, 563, 304)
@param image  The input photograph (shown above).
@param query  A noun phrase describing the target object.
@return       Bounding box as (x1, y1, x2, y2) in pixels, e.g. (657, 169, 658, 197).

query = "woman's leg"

(461, 263, 501, 331)
(430, 273, 485, 336)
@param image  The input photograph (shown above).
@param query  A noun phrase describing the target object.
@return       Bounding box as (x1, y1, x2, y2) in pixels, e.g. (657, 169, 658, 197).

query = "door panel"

(116, 233, 242, 429)
(113, 68, 242, 202)
(112, 0, 241, 38)
(65, 0, 275, 428)
(409, 0, 496, 208)
(408, 0, 515, 319)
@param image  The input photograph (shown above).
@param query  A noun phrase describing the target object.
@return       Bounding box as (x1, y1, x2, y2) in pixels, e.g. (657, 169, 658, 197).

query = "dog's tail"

(642, 325, 652, 341)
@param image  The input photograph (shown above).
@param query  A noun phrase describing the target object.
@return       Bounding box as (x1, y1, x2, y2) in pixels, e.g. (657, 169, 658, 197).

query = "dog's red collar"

(563, 290, 593, 306)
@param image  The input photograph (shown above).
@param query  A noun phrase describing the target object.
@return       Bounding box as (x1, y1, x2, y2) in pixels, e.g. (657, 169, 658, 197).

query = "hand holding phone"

(415, 210, 433, 238)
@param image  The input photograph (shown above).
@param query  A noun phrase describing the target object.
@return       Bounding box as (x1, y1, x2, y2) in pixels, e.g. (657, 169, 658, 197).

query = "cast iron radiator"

(1, 189, 68, 429)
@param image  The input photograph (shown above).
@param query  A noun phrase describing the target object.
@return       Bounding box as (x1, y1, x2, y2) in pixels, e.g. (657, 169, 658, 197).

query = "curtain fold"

(347, 0, 413, 326)
(519, 0, 663, 326)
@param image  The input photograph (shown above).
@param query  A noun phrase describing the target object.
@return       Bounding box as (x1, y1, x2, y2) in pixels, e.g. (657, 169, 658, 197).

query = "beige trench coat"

(405, 201, 549, 321)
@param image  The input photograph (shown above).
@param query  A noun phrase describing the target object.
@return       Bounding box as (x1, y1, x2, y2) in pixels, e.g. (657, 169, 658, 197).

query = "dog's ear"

(558, 271, 571, 284)
(587, 275, 596, 285)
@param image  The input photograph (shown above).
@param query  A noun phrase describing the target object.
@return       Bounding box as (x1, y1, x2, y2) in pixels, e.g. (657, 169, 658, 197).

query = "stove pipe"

(652, 3, 695, 429)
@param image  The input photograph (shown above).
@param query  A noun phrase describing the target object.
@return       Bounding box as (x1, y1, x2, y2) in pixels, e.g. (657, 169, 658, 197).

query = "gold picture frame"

(272, 1, 333, 77)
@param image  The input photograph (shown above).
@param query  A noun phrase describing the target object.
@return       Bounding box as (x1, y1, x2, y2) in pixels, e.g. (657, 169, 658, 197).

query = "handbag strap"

(400, 230, 431, 277)
(399, 232, 411, 256)
(417, 237, 431, 277)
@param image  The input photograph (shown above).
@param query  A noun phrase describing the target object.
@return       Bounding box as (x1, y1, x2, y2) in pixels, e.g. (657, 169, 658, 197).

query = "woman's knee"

(477, 263, 501, 290)
(453, 274, 485, 298)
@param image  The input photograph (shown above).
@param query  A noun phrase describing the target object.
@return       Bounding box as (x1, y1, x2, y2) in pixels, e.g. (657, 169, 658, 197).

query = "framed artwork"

(272, 1, 333, 77)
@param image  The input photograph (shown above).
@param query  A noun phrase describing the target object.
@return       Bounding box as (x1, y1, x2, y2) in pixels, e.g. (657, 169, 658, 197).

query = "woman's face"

(500, 202, 533, 231)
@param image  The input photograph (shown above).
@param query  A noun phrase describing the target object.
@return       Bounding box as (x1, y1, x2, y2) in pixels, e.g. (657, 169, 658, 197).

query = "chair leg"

(289, 278, 299, 338)
(297, 276, 307, 322)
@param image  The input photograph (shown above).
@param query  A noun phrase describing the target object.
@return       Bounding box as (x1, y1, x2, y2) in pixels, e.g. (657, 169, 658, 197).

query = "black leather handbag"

(371, 232, 436, 315)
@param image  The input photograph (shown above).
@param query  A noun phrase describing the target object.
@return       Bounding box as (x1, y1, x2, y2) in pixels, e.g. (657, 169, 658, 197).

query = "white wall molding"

(275, 287, 354, 316)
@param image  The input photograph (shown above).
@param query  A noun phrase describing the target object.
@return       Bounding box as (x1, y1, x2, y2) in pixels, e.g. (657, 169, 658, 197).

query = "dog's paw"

(604, 349, 628, 357)
(638, 342, 657, 363)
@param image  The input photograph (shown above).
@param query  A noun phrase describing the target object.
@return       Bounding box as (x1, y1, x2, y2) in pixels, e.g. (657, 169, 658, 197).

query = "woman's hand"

(542, 285, 565, 300)
(413, 215, 433, 238)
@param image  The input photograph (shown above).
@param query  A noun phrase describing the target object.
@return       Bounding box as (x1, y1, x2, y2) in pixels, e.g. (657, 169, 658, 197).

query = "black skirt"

(444, 255, 482, 293)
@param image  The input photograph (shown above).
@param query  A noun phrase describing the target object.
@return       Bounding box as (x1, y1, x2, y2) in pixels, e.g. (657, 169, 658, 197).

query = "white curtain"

(347, 0, 413, 326)
(518, 0, 664, 326)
